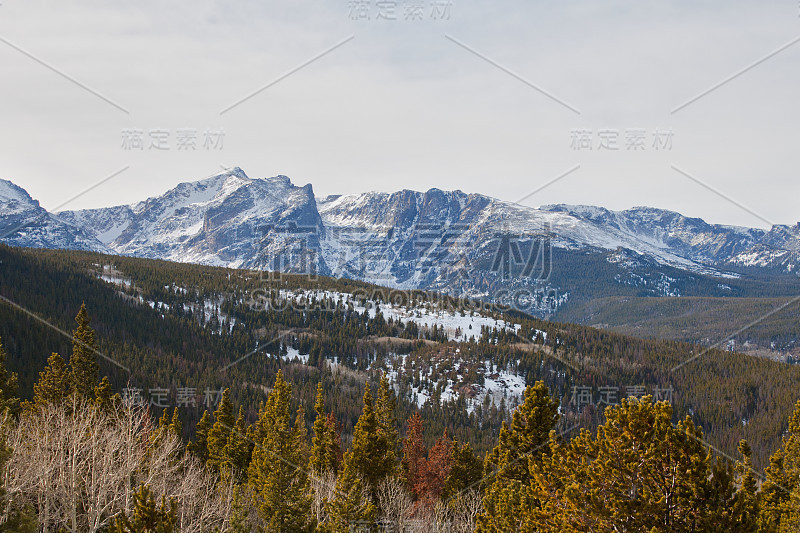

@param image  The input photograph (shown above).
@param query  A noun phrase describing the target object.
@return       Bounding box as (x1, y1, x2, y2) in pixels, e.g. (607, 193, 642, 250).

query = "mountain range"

(2, 167, 799, 319)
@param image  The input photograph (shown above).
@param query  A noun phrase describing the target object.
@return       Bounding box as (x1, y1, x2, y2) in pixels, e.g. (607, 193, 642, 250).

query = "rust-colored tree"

(419, 431, 453, 507)
(401, 412, 427, 500)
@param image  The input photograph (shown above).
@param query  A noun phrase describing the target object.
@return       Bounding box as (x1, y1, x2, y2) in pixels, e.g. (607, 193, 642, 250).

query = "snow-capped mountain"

(0, 179, 110, 253)
(2, 168, 799, 316)
(541, 204, 800, 273)
(57, 168, 325, 270)
(541, 204, 764, 264)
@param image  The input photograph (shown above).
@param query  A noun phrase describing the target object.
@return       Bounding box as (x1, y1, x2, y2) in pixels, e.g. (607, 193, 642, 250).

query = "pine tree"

(0, 337, 19, 415)
(346, 381, 388, 490)
(70, 303, 99, 398)
(227, 406, 254, 482)
(420, 430, 452, 505)
(401, 412, 426, 499)
(229, 484, 257, 533)
(325, 382, 380, 531)
(526, 396, 751, 532)
(187, 410, 211, 464)
(31, 353, 70, 407)
(760, 400, 800, 531)
(477, 381, 558, 533)
(732, 440, 758, 531)
(206, 388, 235, 473)
(442, 441, 482, 501)
(169, 407, 183, 438)
(326, 412, 343, 466)
(112, 485, 177, 533)
(374, 374, 399, 481)
(292, 405, 309, 464)
(484, 381, 559, 481)
(247, 371, 314, 532)
(310, 382, 338, 475)
(157, 407, 182, 441)
(94, 376, 120, 412)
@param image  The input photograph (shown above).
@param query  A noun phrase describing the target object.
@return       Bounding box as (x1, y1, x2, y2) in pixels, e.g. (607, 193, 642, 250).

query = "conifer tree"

(93, 376, 120, 412)
(326, 412, 343, 466)
(442, 441, 483, 501)
(732, 440, 758, 531)
(527, 396, 753, 532)
(157, 407, 182, 441)
(401, 412, 426, 499)
(227, 406, 254, 481)
(375, 374, 399, 481)
(207, 388, 235, 473)
(0, 337, 19, 415)
(325, 382, 380, 531)
(247, 371, 314, 532)
(421, 430, 452, 505)
(169, 407, 182, 438)
(187, 410, 211, 464)
(229, 484, 258, 533)
(760, 400, 800, 531)
(112, 485, 177, 533)
(310, 382, 338, 475)
(31, 353, 70, 407)
(70, 303, 99, 398)
(345, 381, 386, 490)
(477, 381, 558, 533)
(292, 405, 309, 464)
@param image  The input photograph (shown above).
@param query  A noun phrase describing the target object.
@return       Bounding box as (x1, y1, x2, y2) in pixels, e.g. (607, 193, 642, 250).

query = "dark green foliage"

(94, 376, 121, 412)
(0, 339, 18, 415)
(1, 243, 799, 483)
(30, 352, 69, 407)
(477, 381, 559, 532)
(247, 371, 314, 532)
(442, 441, 483, 501)
(759, 401, 800, 532)
(309, 382, 338, 475)
(187, 410, 211, 464)
(111, 485, 177, 533)
(206, 388, 235, 474)
(527, 397, 760, 532)
(70, 303, 99, 399)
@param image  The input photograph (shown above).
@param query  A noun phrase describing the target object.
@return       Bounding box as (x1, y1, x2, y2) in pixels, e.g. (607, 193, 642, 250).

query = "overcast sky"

(1, 0, 798, 229)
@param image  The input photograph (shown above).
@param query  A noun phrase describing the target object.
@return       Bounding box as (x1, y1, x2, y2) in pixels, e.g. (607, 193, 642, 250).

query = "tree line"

(1, 305, 800, 532)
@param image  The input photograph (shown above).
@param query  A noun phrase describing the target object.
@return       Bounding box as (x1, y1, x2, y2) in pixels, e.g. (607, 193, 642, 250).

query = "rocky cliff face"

(0, 179, 110, 253)
(3, 168, 799, 316)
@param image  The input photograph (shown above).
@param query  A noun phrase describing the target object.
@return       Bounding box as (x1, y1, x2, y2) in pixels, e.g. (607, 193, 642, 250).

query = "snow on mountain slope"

(0, 180, 33, 206)
(319, 190, 731, 282)
(57, 205, 136, 246)
(0, 179, 110, 253)
(542, 204, 764, 265)
(59, 168, 326, 270)
(5, 168, 800, 315)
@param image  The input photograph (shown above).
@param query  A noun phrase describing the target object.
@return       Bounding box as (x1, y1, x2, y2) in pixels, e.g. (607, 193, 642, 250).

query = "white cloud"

(0, 0, 797, 229)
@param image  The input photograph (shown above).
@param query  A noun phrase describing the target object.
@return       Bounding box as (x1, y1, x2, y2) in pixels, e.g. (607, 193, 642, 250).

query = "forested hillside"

(556, 295, 800, 361)
(2, 329, 800, 531)
(1, 244, 799, 468)
(2, 244, 800, 530)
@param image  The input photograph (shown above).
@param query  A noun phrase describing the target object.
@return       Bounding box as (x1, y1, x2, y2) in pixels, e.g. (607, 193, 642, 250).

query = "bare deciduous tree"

(310, 470, 338, 524)
(445, 489, 483, 533)
(376, 477, 414, 532)
(2, 398, 232, 533)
